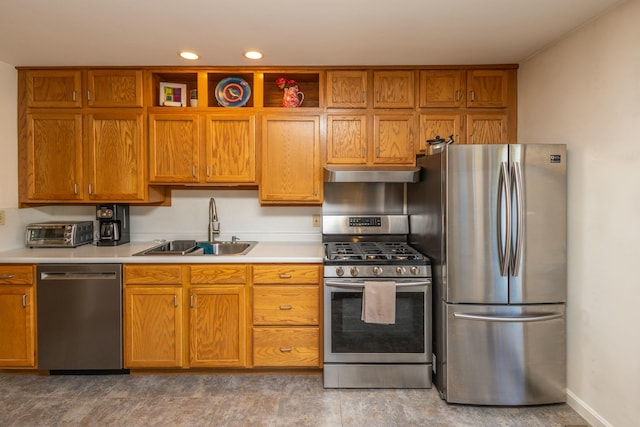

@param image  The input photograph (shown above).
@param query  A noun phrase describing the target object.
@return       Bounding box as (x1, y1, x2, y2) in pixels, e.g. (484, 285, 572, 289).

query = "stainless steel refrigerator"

(408, 144, 567, 405)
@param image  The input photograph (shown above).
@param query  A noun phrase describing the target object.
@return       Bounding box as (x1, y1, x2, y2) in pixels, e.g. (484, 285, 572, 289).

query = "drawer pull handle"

(279, 305, 293, 310)
(279, 347, 292, 353)
(279, 274, 292, 279)
(22, 294, 28, 308)
(0, 274, 16, 279)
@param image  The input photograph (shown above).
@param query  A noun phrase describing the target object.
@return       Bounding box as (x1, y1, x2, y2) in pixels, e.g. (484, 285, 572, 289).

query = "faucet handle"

(231, 235, 239, 243)
(212, 221, 220, 233)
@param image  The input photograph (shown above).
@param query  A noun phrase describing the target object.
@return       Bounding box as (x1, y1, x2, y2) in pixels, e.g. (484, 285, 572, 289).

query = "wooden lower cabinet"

(123, 263, 249, 369)
(252, 264, 322, 368)
(124, 286, 183, 368)
(0, 265, 37, 368)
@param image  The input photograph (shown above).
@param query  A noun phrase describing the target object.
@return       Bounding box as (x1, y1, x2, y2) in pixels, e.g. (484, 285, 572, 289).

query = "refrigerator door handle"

(453, 312, 564, 323)
(510, 161, 524, 275)
(497, 161, 511, 276)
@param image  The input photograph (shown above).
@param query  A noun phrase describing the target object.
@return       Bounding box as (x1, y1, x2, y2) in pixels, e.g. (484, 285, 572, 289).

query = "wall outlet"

(312, 214, 321, 227)
(0, 210, 5, 225)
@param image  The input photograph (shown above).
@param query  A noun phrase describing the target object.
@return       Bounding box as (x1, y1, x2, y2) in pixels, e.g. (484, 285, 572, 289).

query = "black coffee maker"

(96, 204, 130, 246)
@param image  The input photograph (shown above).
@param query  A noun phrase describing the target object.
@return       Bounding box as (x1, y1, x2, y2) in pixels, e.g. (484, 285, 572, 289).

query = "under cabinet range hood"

(324, 166, 420, 183)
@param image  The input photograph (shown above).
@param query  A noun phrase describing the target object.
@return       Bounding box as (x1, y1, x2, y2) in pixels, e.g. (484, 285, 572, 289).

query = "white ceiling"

(0, 0, 623, 67)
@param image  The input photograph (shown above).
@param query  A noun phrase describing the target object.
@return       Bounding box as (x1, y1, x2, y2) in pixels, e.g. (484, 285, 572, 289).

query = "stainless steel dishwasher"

(37, 264, 125, 372)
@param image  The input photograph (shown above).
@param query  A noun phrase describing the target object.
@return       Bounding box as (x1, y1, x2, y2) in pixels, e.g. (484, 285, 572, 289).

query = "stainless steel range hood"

(324, 166, 420, 183)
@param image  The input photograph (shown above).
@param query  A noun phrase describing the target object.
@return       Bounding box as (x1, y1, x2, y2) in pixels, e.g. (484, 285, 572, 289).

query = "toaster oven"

(26, 221, 94, 248)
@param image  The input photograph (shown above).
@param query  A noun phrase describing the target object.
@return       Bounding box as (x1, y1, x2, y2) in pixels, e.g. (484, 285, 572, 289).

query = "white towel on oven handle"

(361, 281, 396, 324)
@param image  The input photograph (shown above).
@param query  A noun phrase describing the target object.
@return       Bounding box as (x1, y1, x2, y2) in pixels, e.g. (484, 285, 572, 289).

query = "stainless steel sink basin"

(196, 241, 256, 255)
(133, 240, 256, 256)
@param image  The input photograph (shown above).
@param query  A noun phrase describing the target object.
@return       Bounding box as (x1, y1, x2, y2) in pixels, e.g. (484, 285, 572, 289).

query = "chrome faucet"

(208, 197, 220, 241)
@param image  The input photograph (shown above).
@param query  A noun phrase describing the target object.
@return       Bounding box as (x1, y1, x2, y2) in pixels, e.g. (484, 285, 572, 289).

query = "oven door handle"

(324, 280, 431, 289)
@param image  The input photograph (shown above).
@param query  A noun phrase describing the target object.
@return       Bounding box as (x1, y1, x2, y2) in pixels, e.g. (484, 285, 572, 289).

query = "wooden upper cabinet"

(260, 115, 322, 204)
(326, 71, 367, 108)
(25, 70, 82, 108)
(373, 114, 416, 164)
(326, 114, 368, 164)
(419, 112, 463, 150)
(25, 112, 84, 200)
(204, 114, 256, 184)
(87, 70, 144, 107)
(86, 112, 146, 200)
(466, 112, 508, 145)
(148, 113, 200, 183)
(466, 70, 508, 108)
(373, 71, 415, 108)
(419, 70, 465, 108)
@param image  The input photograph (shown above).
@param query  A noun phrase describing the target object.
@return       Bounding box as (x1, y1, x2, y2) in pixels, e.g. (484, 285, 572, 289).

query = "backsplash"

(0, 189, 322, 251)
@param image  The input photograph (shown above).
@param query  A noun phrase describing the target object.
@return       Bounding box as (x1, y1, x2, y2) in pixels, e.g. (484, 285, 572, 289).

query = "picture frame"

(159, 82, 187, 107)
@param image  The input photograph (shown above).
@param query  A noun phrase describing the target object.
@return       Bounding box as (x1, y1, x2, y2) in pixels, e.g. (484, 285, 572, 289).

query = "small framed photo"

(159, 82, 187, 107)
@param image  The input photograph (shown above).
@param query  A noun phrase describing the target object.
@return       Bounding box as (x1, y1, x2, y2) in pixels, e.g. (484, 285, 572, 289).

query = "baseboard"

(566, 389, 612, 427)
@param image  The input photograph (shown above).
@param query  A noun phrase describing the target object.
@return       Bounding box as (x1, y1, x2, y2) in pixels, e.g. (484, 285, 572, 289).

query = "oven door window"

(330, 290, 425, 354)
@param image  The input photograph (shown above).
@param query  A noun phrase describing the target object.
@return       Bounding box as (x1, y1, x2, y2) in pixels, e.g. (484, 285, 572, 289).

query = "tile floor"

(0, 373, 589, 427)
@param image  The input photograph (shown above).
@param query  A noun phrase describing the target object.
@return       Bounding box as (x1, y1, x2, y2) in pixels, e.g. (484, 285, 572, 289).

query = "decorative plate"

(215, 77, 251, 107)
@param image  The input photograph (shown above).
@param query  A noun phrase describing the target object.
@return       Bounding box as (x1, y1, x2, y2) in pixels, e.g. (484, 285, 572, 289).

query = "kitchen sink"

(133, 240, 257, 256)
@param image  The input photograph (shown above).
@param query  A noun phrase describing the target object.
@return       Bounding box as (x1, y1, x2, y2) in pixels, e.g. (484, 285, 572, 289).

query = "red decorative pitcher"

(282, 86, 304, 108)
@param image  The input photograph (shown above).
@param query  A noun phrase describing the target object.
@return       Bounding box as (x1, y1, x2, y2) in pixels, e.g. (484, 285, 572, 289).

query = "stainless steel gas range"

(322, 214, 432, 388)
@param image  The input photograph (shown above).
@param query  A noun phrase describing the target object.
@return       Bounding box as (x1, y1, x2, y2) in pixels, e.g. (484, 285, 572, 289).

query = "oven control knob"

(335, 267, 345, 277)
(410, 266, 420, 275)
(396, 266, 406, 275)
(349, 267, 359, 277)
(373, 266, 383, 276)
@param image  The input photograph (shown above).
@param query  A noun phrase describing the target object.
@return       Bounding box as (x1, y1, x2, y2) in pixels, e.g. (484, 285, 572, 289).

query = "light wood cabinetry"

(0, 265, 37, 368)
(148, 113, 201, 183)
(326, 71, 367, 108)
(373, 71, 416, 108)
(18, 68, 164, 205)
(418, 68, 516, 148)
(123, 265, 184, 368)
(260, 114, 322, 205)
(252, 264, 321, 368)
(188, 265, 248, 367)
(123, 264, 249, 369)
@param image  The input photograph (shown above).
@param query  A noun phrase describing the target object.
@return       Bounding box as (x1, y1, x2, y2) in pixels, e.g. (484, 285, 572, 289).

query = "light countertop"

(0, 241, 324, 264)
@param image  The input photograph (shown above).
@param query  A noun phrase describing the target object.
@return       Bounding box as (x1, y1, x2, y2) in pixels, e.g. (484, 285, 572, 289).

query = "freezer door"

(444, 303, 566, 405)
(509, 144, 567, 303)
(446, 145, 509, 303)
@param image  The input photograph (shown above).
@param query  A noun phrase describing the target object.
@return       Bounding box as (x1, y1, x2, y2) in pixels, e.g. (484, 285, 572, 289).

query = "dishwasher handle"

(39, 271, 118, 280)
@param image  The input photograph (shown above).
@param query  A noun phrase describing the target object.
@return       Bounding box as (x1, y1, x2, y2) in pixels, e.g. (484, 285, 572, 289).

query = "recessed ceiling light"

(179, 51, 199, 60)
(244, 51, 263, 60)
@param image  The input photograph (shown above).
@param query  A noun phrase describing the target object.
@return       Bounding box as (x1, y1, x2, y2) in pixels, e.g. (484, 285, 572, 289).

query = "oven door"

(323, 279, 431, 363)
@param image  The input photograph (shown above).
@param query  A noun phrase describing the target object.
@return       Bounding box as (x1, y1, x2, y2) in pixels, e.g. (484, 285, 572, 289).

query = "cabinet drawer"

(253, 327, 319, 367)
(124, 264, 183, 285)
(252, 264, 320, 284)
(253, 286, 318, 325)
(0, 265, 34, 285)
(190, 265, 247, 284)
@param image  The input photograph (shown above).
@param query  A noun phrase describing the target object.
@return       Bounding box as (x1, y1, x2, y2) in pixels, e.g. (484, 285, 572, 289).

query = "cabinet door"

(419, 112, 463, 151)
(25, 70, 82, 108)
(326, 71, 367, 108)
(189, 286, 247, 367)
(26, 112, 84, 200)
(148, 114, 200, 183)
(373, 71, 415, 108)
(86, 112, 146, 200)
(0, 285, 36, 368)
(87, 70, 144, 108)
(466, 112, 508, 145)
(326, 114, 368, 165)
(124, 286, 183, 368)
(373, 114, 416, 164)
(419, 70, 465, 108)
(467, 70, 508, 108)
(204, 114, 256, 184)
(260, 115, 322, 204)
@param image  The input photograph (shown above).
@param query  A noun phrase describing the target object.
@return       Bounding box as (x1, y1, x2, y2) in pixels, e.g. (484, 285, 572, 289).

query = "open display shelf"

(263, 72, 320, 108)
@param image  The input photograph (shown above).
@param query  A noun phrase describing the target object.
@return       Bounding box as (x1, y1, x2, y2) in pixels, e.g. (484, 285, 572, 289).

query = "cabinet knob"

(279, 305, 293, 310)
(279, 347, 293, 353)
(279, 273, 292, 279)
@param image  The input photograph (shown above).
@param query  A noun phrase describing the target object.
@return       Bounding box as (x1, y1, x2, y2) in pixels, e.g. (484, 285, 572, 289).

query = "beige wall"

(0, 62, 17, 207)
(518, 1, 640, 426)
